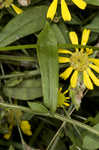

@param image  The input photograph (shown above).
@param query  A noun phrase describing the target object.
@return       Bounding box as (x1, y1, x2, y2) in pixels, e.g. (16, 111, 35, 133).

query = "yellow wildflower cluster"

(4, 120, 32, 140)
(47, 0, 87, 21)
(59, 29, 99, 90)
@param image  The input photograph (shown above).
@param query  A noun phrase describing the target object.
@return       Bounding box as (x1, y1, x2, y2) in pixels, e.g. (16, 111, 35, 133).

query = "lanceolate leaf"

(83, 124, 99, 150)
(0, 6, 47, 47)
(84, 13, 99, 33)
(37, 22, 58, 112)
(3, 78, 42, 100)
(28, 102, 49, 114)
(85, 0, 99, 6)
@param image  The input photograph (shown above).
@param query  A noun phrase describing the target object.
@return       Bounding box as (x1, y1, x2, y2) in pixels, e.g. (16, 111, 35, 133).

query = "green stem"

(47, 121, 66, 150)
(58, 43, 99, 51)
(0, 102, 31, 112)
(0, 102, 99, 137)
(0, 44, 98, 51)
(0, 70, 40, 79)
(0, 44, 37, 51)
(0, 55, 36, 62)
(47, 106, 75, 150)
(0, 102, 49, 117)
(29, 121, 44, 146)
(54, 113, 99, 137)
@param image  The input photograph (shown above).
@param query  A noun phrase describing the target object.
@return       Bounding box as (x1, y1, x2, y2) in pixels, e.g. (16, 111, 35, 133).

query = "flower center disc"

(70, 51, 89, 71)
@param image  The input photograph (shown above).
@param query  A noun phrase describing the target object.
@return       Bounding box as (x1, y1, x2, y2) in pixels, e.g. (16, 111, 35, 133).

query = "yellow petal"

(88, 58, 99, 67)
(61, 0, 71, 21)
(58, 49, 72, 54)
(87, 68, 99, 86)
(59, 87, 62, 92)
(81, 29, 90, 46)
(59, 57, 70, 63)
(63, 89, 68, 94)
(69, 32, 79, 52)
(58, 88, 69, 107)
(72, 0, 87, 9)
(69, 32, 78, 45)
(70, 70, 78, 88)
(3, 132, 12, 140)
(65, 97, 70, 100)
(83, 70, 93, 90)
(89, 63, 99, 73)
(11, 4, 23, 14)
(64, 102, 70, 107)
(20, 121, 32, 136)
(86, 48, 93, 55)
(3, 124, 13, 140)
(60, 67, 73, 80)
(47, 0, 58, 20)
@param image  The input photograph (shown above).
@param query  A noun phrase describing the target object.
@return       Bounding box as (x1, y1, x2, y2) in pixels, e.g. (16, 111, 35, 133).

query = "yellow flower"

(59, 29, 99, 90)
(11, 4, 23, 14)
(58, 87, 70, 107)
(47, 0, 87, 21)
(3, 124, 13, 140)
(3, 131, 12, 140)
(20, 120, 32, 136)
(1, 0, 23, 14)
(4, 120, 32, 140)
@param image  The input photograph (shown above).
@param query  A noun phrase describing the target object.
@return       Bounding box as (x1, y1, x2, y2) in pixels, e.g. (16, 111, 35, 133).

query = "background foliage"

(0, 0, 99, 150)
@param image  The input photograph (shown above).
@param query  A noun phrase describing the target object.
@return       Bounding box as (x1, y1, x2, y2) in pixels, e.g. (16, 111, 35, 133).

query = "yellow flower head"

(59, 29, 99, 90)
(58, 87, 70, 107)
(3, 124, 13, 140)
(2, 0, 13, 8)
(3, 131, 12, 140)
(4, 120, 32, 139)
(0, 0, 23, 14)
(20, 120, 32, 136)
(47, 0, 87, 21)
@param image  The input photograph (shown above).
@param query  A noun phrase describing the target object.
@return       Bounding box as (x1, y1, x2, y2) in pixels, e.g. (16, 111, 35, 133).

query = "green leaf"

(83, 124, 99, 150)
(85, 0, 99, 6)
(87, 87, 99, 97)
(3, 78, 42, 100)
(86, 113, 99, 125)
(84, 13, 99, 32)
(58, 23, 70, 44)
(70, 145, 88, 150)
(9, 145, 15, 150)
(69, 13, 81, 25)
(0, 6, 47, 47)
(51, 24, 66, 45)
(66, 123, 83, 147)
(37, 22, 58, 112)
(28, 102, 48, 113)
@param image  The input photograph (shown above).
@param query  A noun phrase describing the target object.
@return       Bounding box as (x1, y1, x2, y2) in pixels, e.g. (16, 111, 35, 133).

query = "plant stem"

(0, 44, 98, 51)
(0, 44, 37, 51)
(47, 106, 75, 150)
(54, 113, 99, 137)
(0, 102, 99, 137)
(0, 70, 40, 79)
(58, 43, 99, 51)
